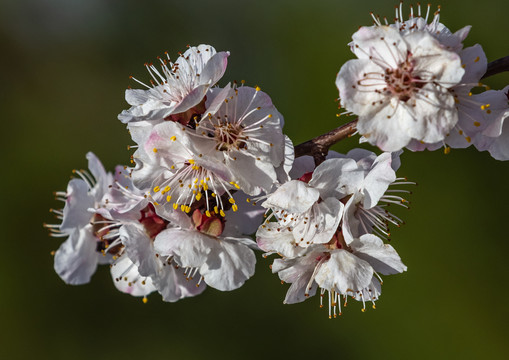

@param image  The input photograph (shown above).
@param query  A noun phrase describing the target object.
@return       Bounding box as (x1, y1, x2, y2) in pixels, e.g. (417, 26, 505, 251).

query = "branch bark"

(294, 57, 509, 165)
(482, 56, 509, 79)
(294, 119, 358, 165)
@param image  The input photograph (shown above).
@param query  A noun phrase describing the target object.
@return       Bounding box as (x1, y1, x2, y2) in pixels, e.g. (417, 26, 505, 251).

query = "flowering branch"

(295, 56, 509, 165)
(47, 3, 509, 316)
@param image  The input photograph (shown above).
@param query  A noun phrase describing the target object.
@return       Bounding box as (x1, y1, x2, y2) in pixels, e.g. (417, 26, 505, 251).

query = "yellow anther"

(220, 209, 226, 217)
(206, 177, 210, 181)
(268, 114, 272, 118)
(153, 186, 160, 193)
(444, 146, 451, 155)
(142, 297, 148, 304)
(171, 165, 175, 169)
(232, 204, 238, 212)
(196, 192, 202, 201)
(170, 136, 177, 141)
(361, 308, 366, 313)
(153, 148, 158, 153)
(166, 195, 172, 202)
(214, 206, 219, 214)
(185, 206, 191, 213)
(173, 203, 178, 210)
(372, 304, 376, 309)
(181, 205, 186, 212)
(229, 198, 235, 204)
(188, 159, 195, 164)
(203, 183, 209, 191)
(246, 198, 251, 203)
(466, 136, 471, 143)
(474, 121, 481, 127)
(164, 186, 171, 192)
(468, 92, 472, 96)
(211, 192, 216, 197)
(461, 64, 466, 68)
(205, 210, 211, 217)
(153, 202, 159, 206)
(255, 86, 261, 91)
(194, 179, 198, 184)
(474, 56, 480, 62)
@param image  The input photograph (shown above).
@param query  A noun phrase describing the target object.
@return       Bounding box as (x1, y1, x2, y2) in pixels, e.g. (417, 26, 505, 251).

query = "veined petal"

(200, 239, 256, 291)
(54, 227, 98, 285)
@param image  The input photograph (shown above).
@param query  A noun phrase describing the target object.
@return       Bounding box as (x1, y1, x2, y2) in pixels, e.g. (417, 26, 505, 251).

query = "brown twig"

(294, 119, 358, 165)
(294, 57, 508, 165)
(482, 56, 509, 79)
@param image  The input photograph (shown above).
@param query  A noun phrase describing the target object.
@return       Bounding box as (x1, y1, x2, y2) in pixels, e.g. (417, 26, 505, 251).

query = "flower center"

(138, 203, 168, 239)
(384, 55, 423, 102)
(214, 122, 247, 151)
(91, 213, 123, 255)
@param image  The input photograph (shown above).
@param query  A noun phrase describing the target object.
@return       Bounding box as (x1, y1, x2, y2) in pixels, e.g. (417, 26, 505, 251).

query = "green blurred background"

(2, 0, 508, 358)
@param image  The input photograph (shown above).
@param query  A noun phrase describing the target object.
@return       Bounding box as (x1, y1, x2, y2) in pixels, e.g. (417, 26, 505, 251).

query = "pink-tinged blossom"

(48, 155, 158, 300)
(119, 221, 205, 302)
(272, 233, 406, 318)
(130, 120, 240, 220)
(256, 158, 347, 257)
(195, 85, 288, 195)
(336, 25, 465, 151)
(119, 45, 229, 126)
(153, 210, 257, 292)
(327, 151, 409, 244)
(48, 152, 113, 285)
(409, 86, 509, 160)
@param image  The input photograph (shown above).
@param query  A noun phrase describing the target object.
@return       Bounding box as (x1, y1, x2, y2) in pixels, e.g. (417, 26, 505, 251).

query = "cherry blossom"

(336, 25, 465, 151)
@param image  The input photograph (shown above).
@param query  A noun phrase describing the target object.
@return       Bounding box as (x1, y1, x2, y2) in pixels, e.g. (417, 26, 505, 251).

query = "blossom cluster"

(336, 3, 509, 158)
(46, 3, 508, 317)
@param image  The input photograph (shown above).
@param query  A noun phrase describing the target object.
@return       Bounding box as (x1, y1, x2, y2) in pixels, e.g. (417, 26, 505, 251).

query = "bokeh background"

(1, 0, 508, 358)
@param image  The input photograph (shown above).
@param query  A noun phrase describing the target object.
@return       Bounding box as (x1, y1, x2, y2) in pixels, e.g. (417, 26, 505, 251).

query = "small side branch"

(482, 56, 509, 79)
(294, 119, 358, 165)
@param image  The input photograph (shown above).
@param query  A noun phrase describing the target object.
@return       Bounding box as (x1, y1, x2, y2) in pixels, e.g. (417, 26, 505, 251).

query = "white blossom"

(119, 44, 229, 126)
(153, 210, 257, 291)
(272, 234, 406, 318)
(336, 25, 465, 151)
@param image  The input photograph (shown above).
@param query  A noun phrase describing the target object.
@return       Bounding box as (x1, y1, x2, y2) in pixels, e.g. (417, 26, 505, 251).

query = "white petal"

(314, 250, 373, 294)
(60, 179, 94, 232)
(263, 180, 320, 213)
(110, 255, 156, 297)
(54, 228, 99, 285)
(200, 239, 256, 291)
(351, 234, 407, 275)
(362, 152, 396, 209)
